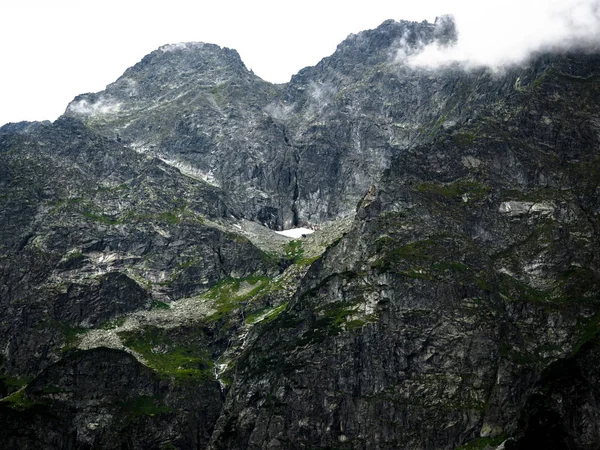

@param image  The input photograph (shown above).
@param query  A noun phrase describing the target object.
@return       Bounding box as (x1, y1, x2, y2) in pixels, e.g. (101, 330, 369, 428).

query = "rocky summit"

(1, 16, 600, 450)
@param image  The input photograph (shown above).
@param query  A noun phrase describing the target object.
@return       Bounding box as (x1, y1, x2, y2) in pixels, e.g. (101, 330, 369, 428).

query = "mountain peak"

(158, 41, 210, 52)
(64, 41, 254, 120)
(289, 16, 457, 85)
(148, 41, 246, 68)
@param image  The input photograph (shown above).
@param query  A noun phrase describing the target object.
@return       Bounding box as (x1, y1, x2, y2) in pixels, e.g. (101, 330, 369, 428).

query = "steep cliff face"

(2, 16, 600, 450)
(208, 53, 600, 449)
(0, 347, 222, 449)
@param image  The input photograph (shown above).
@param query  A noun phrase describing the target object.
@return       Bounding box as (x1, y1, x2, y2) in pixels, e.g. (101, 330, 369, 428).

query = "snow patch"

(275, 227, 315, 239)
(159, 42, 206, 53)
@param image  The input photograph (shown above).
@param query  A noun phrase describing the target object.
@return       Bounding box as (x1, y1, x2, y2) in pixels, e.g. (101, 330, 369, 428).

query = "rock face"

(209, 50, 600, 448)
(507, 337, 600, 450)
(0, 348, 222, 449)
(2, 15, 600, 450)
(0, 117, 276, 376)
(64, 19, 462, 229)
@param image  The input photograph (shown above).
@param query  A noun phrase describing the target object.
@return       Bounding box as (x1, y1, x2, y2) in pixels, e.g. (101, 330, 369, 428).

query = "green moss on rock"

(416, 179, 490, 201)
(118, 327, 214, 381)
(455, 435, 506, 450)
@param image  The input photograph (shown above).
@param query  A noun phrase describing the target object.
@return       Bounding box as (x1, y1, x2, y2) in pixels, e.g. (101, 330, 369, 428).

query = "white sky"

(1, 0, 599, 126)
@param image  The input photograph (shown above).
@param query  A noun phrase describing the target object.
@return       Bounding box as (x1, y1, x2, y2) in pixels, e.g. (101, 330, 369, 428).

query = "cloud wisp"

(408, 0, 600, 70)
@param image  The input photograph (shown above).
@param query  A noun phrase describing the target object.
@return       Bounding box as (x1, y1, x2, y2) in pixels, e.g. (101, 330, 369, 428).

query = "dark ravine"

(2, 16, 600, 450)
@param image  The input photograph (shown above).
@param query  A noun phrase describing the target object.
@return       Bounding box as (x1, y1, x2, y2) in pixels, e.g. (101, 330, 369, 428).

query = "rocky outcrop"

(507, 338, 600, 450)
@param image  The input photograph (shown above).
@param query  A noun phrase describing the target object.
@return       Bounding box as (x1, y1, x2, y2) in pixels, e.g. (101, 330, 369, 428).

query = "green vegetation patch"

(296, 301, 375, 346)
(82, 211, 121, 225)
(283, 239, 304, 262)
(428, 113, 447, 137)
(573, 312, 600, 355)
(126, 206, 201, 225)
(498, 262, 600, 316)
(121, 395, 172, 421)
(558, 266, 600, 304)
(64, 251, 83, 261)
(452, 131, 478, 146)
(156, 211, 181, 225)
(497, 273, 556, 305)
(371, 234, 485, 285)
(151, 300, 171, 310)
(498, 343, 535, 366)
(531, 74, 546, 89)
(1, 389, 45, 411)
(496, 269, 592, 311)
(41, 385, 65, 395)
(209, 82, 232, 105)
(80, 203, 198, 227)
(159, 443, 178, 450)
(204, 275, 271, 322)
(0, 374, 30, 390)
(102, 316, 127, 330)
(47, 197, 83, 210)
(59, 323, 86, 352)
(245, 302, 288, 325)
(271, 310, 303, 329)
(296, 255, 321, 266)
(118, 327, 213, 381)
(416, 178, 490, 201)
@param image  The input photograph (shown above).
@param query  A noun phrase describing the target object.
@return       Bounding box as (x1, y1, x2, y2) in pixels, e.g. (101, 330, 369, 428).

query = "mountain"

(63, 18, 461, 229)
(2, 16, 600, 449)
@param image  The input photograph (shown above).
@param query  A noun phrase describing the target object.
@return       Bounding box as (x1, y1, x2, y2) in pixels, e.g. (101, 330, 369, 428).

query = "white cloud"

(66, 97, 122, 116)
(409, 0, 600, 69)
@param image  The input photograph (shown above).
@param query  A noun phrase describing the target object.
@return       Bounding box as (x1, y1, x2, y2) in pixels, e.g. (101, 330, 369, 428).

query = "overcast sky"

(1, 0, 599, 126)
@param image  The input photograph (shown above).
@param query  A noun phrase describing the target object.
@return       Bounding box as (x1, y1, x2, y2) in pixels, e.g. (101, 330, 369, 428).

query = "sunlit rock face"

(3, 16, 600, 450)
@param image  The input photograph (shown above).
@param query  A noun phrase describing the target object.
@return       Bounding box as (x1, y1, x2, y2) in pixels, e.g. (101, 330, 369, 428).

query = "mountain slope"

(209, 52, 600, 449)
(1, 16, 600, 450)
(63, 18, 467, 228)
(0, 117, 278, 375)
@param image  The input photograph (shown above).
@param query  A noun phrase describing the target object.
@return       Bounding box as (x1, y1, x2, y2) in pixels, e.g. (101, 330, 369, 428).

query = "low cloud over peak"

(408, 0, 600, 69)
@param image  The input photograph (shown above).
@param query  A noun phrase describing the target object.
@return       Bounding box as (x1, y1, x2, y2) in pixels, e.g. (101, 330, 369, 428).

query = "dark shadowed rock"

(0, 347, 222, 449)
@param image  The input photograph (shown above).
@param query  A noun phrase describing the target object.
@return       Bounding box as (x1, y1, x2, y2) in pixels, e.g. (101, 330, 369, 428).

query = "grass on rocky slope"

(416, 178, 490, 201)
(118, 327, 214, 382)
(244, 303, 288, 325)
(203, 275, 271, 322)
(1, 389, 45, 411)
